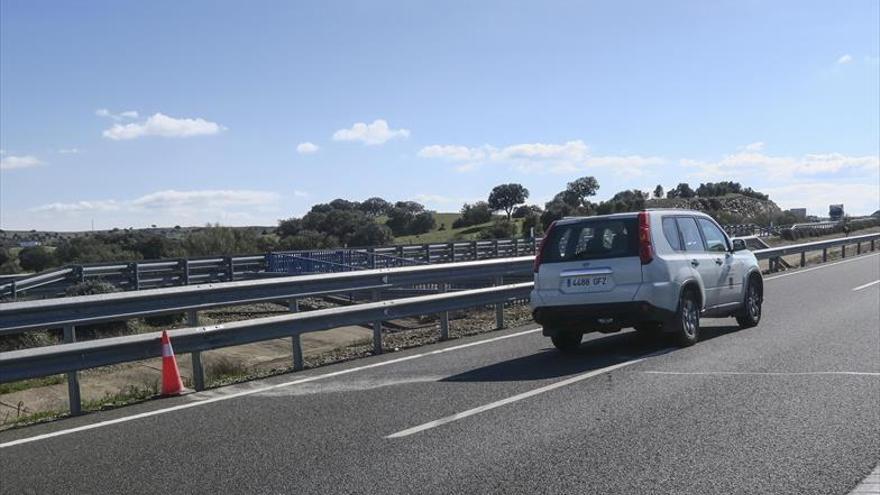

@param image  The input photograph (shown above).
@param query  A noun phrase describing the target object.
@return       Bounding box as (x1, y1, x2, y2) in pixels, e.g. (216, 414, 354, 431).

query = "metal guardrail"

(753, 233, 879, 271)
(0, 283, 532, 384)
(1, 233, 877, 417)
(5, 219, 869, 300)
(0, 239, 541, 300)
(0, 256, 534, 335)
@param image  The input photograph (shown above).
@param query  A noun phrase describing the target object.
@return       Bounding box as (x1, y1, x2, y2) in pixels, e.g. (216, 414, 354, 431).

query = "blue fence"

(267, 250, 425, 275)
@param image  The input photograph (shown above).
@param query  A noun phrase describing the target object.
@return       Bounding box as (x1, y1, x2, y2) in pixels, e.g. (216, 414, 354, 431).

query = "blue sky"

(1, 0, 878, 230)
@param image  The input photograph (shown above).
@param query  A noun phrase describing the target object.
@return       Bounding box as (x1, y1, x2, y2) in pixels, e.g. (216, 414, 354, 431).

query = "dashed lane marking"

(0, 327, 543, 449)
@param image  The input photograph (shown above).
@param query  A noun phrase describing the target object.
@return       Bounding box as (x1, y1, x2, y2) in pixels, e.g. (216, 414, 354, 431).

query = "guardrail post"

(63, 324, 82, 416)
(287, 298, 304, 370)
(448, 242, 455, 263)
(513, 238, 519, 256)
(396, 246, 404, 259)
(9, 280, 15, 301)
(128, 262, 140, 291)
(187, 310, 205, 391)
(73, 265, 85, 283)
(225, 256, 234, 281)
(856, 242, 861, 255)
(841, 245, 846, 259)
(872, 239, 876, 251)
(493, 240, 499, 258)
(439, 283, 450, 341)
(822, 248, 828, 262)
(494, 275, 505, 329)
(424, 245, 431, 264)
(800, 252, 806, 268)
(180, 259, 190, 285)
(371, 289, 383, 354)
(471, 241, 478, 260)
(368, 248, 376, 269)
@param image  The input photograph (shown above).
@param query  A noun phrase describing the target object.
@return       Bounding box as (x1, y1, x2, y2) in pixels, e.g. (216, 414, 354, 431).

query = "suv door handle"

(690, 259, 700, 267)
(714, 258, 723, 265)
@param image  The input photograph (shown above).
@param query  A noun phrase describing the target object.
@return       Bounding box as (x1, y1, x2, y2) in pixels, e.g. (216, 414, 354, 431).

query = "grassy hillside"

(393, 213, 526, 244)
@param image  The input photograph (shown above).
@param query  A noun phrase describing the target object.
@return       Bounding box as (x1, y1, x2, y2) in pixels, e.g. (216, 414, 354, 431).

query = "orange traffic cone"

(160, 330, 185, 396)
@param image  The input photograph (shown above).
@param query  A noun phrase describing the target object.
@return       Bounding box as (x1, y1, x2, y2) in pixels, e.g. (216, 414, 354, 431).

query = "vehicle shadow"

(441, 324, 741, 383)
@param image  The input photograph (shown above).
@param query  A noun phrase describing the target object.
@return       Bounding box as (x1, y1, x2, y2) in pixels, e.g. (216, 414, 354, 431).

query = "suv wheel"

(551, 332, 583, 353)
(667, 291, 700, 347)
(735, 279, 762, 328)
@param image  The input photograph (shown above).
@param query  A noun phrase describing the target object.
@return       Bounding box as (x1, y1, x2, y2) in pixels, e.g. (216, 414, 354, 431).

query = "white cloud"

(0, 155, 42, 170)
(293, 190, 309, 198)
(419, 139, 664, 175)
(296, 142, 319, 154)
(33, 200, 122, 213)
(20, 189, 282, 230)
(762, 182, 879, 217)
(129, 189, 279, 209)
(742, 141, 765, 152)
(683, 148, 879, 180)
(418, 144, 490, 162)
(837, 54, 853, 64)
(57, 148, 82, 154)
(95, 108, 139, 121)
(332, 119, 410, 145)
(102, 113, 226, 140)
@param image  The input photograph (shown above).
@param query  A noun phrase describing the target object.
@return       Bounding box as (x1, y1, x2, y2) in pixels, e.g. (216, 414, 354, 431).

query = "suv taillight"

(533, 221, 556, 273)
(638, 211, 654, 265)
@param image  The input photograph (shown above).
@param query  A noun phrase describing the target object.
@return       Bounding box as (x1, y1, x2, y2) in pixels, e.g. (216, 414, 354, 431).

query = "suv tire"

(551, 332, 583, 353)
(667, 290, 700, 347)
(735, 278, 762, 328)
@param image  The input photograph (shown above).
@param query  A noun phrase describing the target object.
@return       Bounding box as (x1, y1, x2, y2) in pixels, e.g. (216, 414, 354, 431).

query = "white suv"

(531, 209, 763, 351)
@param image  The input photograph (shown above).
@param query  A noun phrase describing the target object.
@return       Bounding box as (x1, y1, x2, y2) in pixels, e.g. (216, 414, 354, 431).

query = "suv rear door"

(534, 217, 643, 306)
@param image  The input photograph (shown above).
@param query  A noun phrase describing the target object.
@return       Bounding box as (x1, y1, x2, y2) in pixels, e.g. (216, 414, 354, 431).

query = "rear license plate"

(561, 275, 615, 293)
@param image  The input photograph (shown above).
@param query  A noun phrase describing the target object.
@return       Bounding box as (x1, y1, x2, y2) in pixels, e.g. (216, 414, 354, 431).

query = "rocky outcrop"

(646, 195, 781, 222)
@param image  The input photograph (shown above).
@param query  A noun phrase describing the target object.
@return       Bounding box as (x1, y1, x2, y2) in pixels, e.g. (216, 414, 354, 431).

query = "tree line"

(0, 179, 775, 275)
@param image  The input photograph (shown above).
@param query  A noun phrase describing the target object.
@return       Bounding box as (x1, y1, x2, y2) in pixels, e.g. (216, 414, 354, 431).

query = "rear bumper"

(533, 301, 674, 334)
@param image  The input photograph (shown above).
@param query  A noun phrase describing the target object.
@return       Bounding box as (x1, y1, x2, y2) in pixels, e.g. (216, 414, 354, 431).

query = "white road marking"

(0, 327, 543, 449)
(642, 371, 880, 376)
(852, 280, 880, 292)
(386, 350, 670, 439)
(847, 464, 880, 495)
(764, 252, 880, 281)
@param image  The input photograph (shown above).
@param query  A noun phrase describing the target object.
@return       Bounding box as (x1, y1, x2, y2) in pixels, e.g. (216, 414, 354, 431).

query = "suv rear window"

(542, 218, 638, 263)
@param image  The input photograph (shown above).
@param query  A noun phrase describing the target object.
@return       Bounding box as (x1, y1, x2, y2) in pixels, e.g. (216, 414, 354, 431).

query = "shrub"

(64, 281, 131, 339)
(18, 246, 57, 272)
(478, 219, 518, 240)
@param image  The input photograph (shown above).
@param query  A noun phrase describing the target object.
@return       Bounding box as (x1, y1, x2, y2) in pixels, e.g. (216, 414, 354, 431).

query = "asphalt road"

(1, 253, 878, 494)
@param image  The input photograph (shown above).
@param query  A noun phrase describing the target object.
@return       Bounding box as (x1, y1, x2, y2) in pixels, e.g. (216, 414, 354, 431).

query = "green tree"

(385, 201, 434, 236)
(18, 246, 57, 272)
(488, 183, 529, 220)
(358, 197, 392, 217)
(454, 202, 493, 228)
(653, 184, 664, 199)
(349, 223, 393, 246)
(667, 183, 696, 199)
(565, 176, 600, 207)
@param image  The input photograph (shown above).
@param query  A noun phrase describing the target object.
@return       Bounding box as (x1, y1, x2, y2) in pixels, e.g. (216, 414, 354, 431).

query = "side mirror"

(731, 238, 747, 252)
